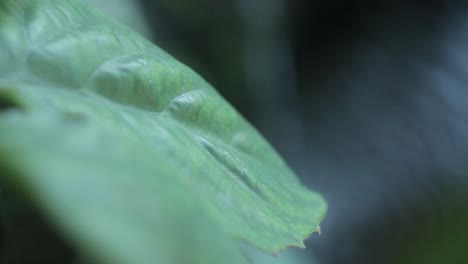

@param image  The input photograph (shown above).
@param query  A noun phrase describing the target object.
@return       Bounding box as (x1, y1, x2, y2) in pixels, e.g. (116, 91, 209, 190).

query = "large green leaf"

(0, 0, 326, 263)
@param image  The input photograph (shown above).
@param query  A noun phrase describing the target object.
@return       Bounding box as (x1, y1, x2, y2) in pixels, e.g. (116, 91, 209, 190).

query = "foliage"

(0, 0, 326, 263)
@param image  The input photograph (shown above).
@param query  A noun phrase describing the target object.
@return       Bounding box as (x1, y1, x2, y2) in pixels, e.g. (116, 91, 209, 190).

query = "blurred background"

(91, 1, 468, 263)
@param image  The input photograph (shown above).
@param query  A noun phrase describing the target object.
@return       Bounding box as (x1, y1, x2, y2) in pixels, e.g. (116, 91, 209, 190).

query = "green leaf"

(86, 0, 152, 39)
(0, 0, 326, 263)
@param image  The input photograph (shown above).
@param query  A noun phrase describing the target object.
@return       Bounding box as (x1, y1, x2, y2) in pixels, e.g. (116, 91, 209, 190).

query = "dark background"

(129, 1, 468, 263)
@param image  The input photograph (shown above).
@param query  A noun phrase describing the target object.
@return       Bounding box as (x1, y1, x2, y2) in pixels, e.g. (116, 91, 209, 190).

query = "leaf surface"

(0, 0, 326, 263)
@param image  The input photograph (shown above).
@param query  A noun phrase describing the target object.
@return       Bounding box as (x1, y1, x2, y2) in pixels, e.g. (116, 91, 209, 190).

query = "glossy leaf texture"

(0, 0, 326, 263)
